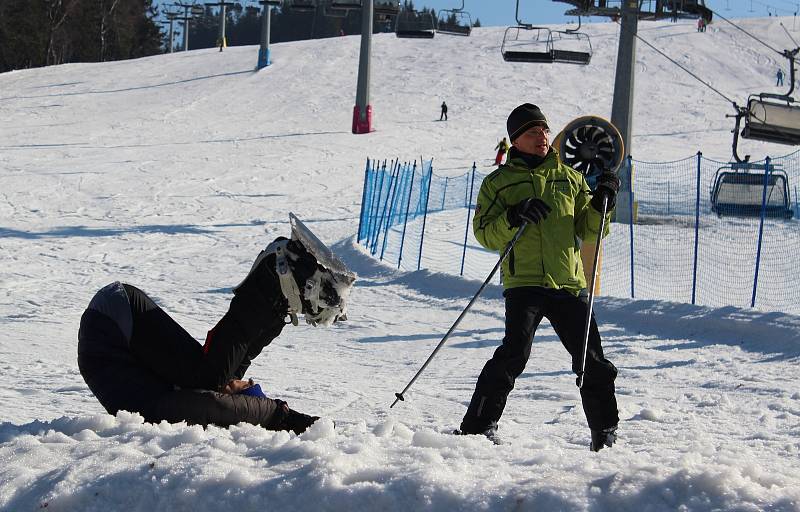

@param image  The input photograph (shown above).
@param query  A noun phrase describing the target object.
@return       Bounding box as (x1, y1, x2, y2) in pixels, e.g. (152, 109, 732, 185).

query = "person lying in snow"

(77, 216, 355, 435)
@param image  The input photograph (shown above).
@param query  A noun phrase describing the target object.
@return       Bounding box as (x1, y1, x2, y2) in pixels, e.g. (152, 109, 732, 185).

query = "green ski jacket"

(472, 148, 612, 295)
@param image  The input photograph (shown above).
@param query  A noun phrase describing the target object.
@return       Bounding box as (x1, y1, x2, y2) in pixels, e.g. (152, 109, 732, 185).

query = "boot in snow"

(267, 400, 320, 435)
(280, 408, 320, 435)
(590, 426, 617, 452)
(454, 421, 503, 445)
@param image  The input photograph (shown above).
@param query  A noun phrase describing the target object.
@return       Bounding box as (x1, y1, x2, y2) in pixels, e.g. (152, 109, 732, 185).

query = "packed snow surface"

(1, 17, 799, 511)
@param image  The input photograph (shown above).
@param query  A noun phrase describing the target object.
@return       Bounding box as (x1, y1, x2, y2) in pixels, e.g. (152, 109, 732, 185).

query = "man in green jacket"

(458, 103, 620, 451)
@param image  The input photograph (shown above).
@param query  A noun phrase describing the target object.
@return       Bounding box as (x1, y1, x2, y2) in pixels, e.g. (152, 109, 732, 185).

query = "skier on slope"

(77, 216, 355, 434)
(494, 137, 510, 165)
(456, 103, 620, 451)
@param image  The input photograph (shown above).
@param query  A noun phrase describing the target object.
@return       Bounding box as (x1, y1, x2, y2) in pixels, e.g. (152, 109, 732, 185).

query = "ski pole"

(391, 223, 528, 408)
(576, 195, 608, 389)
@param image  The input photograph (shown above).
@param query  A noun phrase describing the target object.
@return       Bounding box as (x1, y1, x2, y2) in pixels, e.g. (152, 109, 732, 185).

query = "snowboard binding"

(272, 214, 356, 327)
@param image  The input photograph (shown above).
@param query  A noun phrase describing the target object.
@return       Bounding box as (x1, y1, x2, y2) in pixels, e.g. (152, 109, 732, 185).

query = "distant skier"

(696, 17, 707, 32)
(777, 68, 784, 87)
(440, 101, 448, 121)
(494, 137, 510, 165)
(77, 217, 355, 434)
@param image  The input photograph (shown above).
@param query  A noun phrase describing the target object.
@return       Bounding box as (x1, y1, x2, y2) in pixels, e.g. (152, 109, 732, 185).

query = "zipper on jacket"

(509, 247, 516, 276)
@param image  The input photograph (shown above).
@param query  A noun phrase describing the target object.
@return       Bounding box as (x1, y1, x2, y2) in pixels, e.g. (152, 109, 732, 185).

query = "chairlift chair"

(395, 9, 436, 39)
(741, 94, 800, 146)
(374, 0, 400, 15)
(501, 0, 592, 64)
(284, 0, 316, 13)
(555, 0, 712, 23)
(729, 48, 800, 163)
(643, 0, 713, 22)
(678, 0, 713, 23)
(501, 26, 592, 64)
(502, 26, 558, 63)
(436, 0, 472, 36)
(330, 0, 361, 8)
(709, 162, 793, 218)
(327, 0, 360, 18)
(323, 5, 347, 17)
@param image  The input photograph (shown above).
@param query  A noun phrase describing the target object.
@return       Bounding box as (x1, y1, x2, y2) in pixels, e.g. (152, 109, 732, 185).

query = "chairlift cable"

(709, 8, 784, 56)
(780, 22, 799, 49)
(615, 20, 736, 107)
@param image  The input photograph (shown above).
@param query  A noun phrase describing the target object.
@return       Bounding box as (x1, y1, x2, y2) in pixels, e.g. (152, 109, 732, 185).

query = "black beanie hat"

(507, 103, 549, 142)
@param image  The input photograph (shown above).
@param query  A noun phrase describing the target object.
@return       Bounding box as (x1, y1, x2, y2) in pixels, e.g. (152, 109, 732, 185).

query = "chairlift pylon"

(395, 8, 436, 39)
(436, 0, 472, 37)
(501, 0, 592, 65)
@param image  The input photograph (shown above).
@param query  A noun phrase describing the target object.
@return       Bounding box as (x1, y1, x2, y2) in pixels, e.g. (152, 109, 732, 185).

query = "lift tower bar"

(353, 0, 374, 133)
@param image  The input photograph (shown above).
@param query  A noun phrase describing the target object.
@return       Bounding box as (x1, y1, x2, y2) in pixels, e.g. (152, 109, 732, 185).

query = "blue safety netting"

(357, 152, 800, 314)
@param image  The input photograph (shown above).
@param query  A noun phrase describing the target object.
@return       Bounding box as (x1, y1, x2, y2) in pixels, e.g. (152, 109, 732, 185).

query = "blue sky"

(400, 0, 800, 26)
(157, 1, 800, 27)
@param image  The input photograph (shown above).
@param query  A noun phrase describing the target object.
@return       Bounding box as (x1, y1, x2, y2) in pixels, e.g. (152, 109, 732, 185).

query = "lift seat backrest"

(396, 29, 435, 38)
(551, 49, 591, 65)
(375, 1, 400, 15)
(743, 98, 800, 145)
(331, 0, 362, 8)
(711, 170, 793, 218)
(438, 24, 471, 36)
(502, 50, 556, 63)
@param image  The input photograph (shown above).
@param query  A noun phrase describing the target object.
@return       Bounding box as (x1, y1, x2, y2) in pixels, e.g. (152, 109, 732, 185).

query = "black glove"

(591, 172, 620, 212)
(507, 197, 552, 227)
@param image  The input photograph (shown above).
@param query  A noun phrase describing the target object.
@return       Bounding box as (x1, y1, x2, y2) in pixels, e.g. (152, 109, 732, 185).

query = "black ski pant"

(78, 282, 289, 430)
(461, 286, 619, 433)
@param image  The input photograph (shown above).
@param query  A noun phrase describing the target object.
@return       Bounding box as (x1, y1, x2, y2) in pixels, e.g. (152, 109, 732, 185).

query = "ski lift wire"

(709, 7, 784, 56)
(615, 19, 736, 107)
(780, 22, 799, 49)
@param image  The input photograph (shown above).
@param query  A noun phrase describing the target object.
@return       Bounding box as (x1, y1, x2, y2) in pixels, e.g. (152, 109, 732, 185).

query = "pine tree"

(0, 0, 163, 72)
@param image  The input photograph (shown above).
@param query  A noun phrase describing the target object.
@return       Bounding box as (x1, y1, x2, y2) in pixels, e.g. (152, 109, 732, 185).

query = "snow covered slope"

(1, 18, 798, 511)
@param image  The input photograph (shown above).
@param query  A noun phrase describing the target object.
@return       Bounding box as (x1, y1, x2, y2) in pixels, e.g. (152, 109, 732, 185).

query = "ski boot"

(283, 409, 320, 435)
(590, 426, 617, 452)
(267, 399, 320, 435)
(454, 421, 503, 445)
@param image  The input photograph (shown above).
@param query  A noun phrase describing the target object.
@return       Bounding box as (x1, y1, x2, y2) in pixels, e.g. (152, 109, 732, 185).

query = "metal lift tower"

(353, 0, 374, 133)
